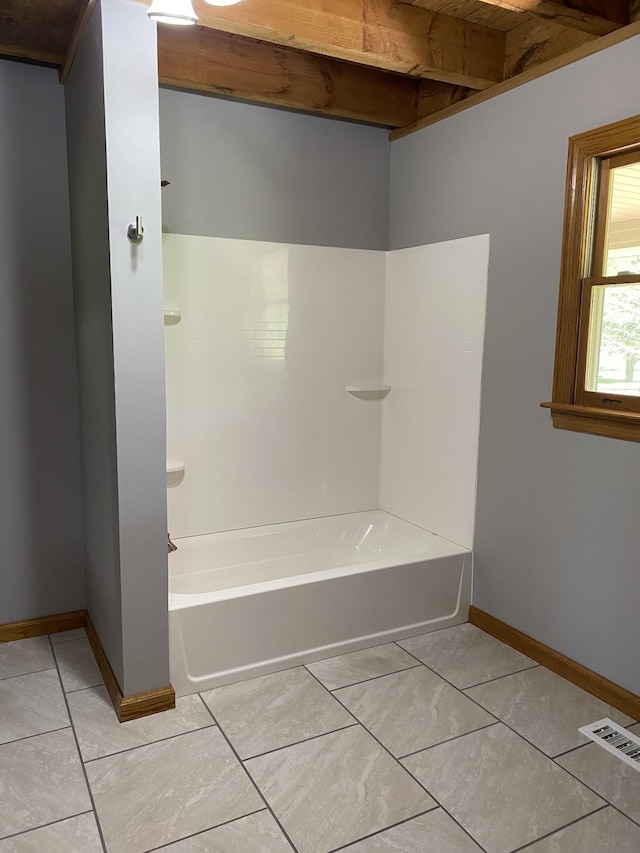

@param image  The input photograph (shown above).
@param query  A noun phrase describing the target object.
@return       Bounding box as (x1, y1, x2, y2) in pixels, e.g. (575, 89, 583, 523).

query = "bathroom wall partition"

(164, 233, 489, 547)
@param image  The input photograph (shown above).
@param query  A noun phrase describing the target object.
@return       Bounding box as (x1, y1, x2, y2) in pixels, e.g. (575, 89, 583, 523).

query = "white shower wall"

(380, 236, 490, 549)
(163, 235, 386, 537)
(164, 233, 489, 544)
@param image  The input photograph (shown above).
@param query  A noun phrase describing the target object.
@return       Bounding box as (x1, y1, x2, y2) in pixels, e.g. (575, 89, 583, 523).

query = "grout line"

(317, 663, 422, 693)
(0, 811, 95, 843)
(50, 633, 87, 646)
(197, 693, 300, 852)
(0, 724, 73, 748)
(64, 681, 105, 696)
(241, 723, 360, 762)
(47, 636, 109, 853)
(326, 807, 440, 853)
(303, 667, 491, 853)
(398, 721, 501, 760)
(552, 741, 595, 760)
(0, 665, 59, 682)
(461, 663, 542, 691)
(509, 804, 610, 852)
(145, 807, 268, 851)
(82, 722, 217, 764)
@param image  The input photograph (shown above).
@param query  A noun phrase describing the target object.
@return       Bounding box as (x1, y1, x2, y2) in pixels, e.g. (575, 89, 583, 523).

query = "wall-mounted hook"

(127, 215, 144, 244)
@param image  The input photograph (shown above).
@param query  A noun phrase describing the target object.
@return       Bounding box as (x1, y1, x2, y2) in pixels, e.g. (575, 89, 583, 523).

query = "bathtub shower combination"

(164, 233, 489, 696)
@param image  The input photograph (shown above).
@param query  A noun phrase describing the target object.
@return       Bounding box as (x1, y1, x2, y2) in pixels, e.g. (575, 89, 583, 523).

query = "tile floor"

(1, 623, 639, 852)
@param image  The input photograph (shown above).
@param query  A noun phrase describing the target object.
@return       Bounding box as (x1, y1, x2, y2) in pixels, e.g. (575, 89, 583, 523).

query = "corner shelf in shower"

(164, 308, 181, 325)
(346, 385, 391, 400)
(166, 462, 185, 476)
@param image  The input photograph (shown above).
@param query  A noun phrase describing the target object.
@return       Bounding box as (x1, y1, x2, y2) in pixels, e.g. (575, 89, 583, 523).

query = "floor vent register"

(579, 718, 640, 772)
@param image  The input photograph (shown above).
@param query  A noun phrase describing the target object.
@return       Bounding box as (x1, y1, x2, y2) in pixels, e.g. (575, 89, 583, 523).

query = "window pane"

(586, 284, 640, 395)
(603, 162, 640, 275)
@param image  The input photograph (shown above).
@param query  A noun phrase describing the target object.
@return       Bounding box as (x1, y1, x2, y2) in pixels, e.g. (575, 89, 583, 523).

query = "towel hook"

(127, 215, 144, 244)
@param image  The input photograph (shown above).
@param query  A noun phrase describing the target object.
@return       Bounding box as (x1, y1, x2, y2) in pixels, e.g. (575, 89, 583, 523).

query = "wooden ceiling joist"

(188, 0, 506, 90)
(401, 0, 630, 37)
(158, 27, 421, 128)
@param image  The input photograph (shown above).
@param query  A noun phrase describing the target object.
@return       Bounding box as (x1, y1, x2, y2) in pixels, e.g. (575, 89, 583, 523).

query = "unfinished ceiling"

(1, 0, 639, 135)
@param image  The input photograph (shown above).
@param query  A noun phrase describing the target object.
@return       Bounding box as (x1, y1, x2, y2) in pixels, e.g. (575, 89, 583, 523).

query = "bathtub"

(169, 510, 471, 696)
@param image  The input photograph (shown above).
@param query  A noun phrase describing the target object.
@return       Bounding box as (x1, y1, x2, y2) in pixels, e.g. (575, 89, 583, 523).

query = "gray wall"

(65, 5, 124, 685)
(159, 88, 390, 249)
(390, 36, 640, 695)
(65, 0, 169, 695)
(0, 59, 84, 623)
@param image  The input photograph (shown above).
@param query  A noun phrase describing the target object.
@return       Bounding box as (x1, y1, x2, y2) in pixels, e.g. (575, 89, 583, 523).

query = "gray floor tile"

(402, 723, 604, 853)
(0, 669, 69, 744)
(246, 725, 435, 853)
(466, 666, 634, 757)
(0, 636, 54, 680)
(86, 726, 262, 853)
(343, 809, 483, 851)
(556, 722, 640, 825)
(335, 667, 495, 757)
(306, 644, 419, 690)
(69, 685, 214, 761)
(159, 811, 293, 851)
(0, 729, 91, 839)
(0, 812, 102, 853)
(201, 667, 354, 759)
(50, 628, 87, 645)
(525, 806, 640, 852)
(53, 637, 104, 693)
(399, 623, 536, 689)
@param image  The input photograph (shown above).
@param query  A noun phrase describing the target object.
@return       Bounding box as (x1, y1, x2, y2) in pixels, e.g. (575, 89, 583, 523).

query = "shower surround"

(163, 233, 489, 694)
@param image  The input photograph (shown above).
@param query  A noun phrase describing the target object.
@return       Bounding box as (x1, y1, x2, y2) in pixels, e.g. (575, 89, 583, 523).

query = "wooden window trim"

(542, 114, 640, 443)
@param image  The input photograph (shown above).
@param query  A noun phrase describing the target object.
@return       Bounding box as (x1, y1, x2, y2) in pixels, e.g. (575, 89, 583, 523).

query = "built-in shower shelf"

(346, 385, 391, 400)
(164, 308, 181, 325)
(166, 462, 185, 476)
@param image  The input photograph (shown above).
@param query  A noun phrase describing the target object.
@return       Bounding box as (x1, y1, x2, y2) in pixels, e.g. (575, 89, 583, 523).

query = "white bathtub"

(169, 511, 471, 696)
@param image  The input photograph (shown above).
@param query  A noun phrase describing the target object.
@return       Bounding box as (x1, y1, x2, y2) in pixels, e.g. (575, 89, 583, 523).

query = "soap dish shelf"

(164, 309, 181, 325)
(166, 462, 185, 476)
(346, 385, 391, 400)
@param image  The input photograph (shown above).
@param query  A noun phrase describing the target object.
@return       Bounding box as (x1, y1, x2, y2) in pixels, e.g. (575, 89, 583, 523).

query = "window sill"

(540, 402, 640, 443)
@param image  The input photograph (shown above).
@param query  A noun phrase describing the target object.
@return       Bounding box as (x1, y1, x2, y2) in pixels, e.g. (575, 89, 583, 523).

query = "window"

(543, 114, 640, 442)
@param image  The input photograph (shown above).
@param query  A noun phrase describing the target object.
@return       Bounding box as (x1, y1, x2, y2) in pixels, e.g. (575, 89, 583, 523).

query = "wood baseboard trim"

(84, 615, 175, 723)
(0, 610, 86, 642)
(469, 606, 640, 719)
(1, 610, 175, 723)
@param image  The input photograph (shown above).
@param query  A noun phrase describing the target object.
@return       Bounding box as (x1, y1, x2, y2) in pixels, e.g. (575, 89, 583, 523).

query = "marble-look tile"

(50, 628, 87, 645)
(0, 729, 91, 839)
(201, 667, 354, 759)
(161, 811, 293, 852)
(246, 725, 436, 853)
(306, 644, 419, 690)
(402, 723, 604, 853)
(399, 623, 536, 689)
(0, 813, 102, 853)
(0, 636, 54, 680)
(0, 669, 69, 744)
(335, 667, 495, 757)
(556, 722, 640, 825)
(86, 726, 262, 853)
(465, 666, 634, 757)
(525, 807, 640, 852)
(344, 809, 483, 852)
(69, 685, 213, 761)
(53, 637, 103, 693)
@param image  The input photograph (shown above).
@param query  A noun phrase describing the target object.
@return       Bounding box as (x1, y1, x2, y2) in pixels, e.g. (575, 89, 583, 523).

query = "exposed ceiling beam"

(178, 0, 506, 90)
(0, 0, 84, 66)
(60, 0, 96, 83)
(415, 80, 474, 121)
(504, 16, 596, 77)
(158, 27, 423, 128)
(400, 0, 629, 36)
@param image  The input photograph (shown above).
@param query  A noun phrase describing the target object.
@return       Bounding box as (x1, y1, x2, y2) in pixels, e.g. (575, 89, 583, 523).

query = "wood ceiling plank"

(181, 0, 506, 90)
(439, 0, 629, 35)
(0, 0, 83, 64)
(504, 16, 596, 77)
(157, 27, 421, 128)
(399, 0, 529, 31)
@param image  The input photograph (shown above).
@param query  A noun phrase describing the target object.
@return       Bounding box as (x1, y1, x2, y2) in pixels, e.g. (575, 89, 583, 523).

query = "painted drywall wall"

(158, 88, 390, 250)
(0, 60, 84, 623)
(390, 36, 640, 694)
(380, 236, 489, 549)
(164, 234, 385, 537)
(66, 0, 169, 695)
